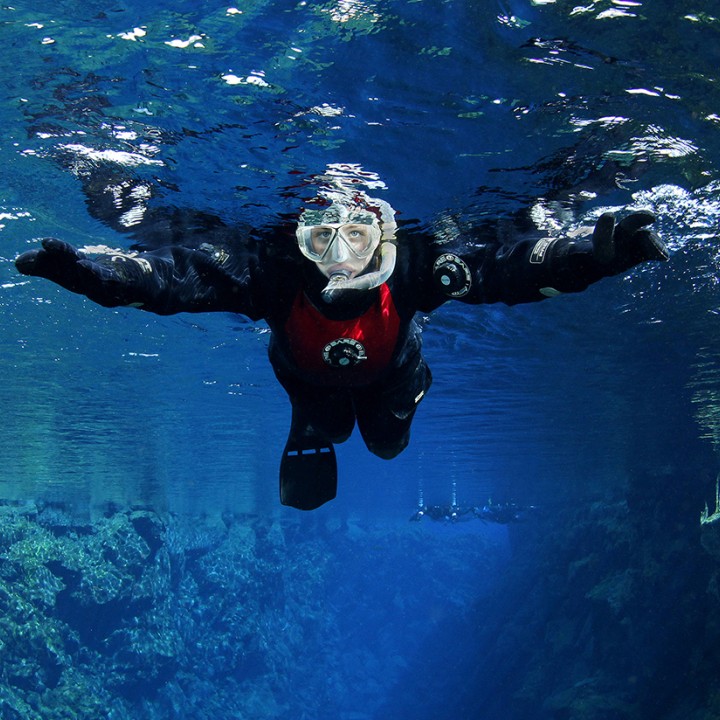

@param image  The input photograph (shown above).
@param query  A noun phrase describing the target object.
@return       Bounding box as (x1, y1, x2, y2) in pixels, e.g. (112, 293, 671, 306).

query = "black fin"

(280, 423, 337, 511)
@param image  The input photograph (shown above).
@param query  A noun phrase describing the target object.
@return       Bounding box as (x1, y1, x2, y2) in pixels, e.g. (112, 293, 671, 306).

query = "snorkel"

(296, 192, 398, 303)
(321, 239, 397, 302)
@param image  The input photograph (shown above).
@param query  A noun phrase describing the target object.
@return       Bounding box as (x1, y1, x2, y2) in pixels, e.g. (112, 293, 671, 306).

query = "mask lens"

(339, 224, 373, 256)
(298, 221, 380, 262)
(310, 226, 338, 257)
(307, 224, 376, 260)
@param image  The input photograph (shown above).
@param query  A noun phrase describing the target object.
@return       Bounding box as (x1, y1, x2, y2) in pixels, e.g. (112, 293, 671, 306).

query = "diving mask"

(297, 222, 381, 263)
(296, 196, 398, 302)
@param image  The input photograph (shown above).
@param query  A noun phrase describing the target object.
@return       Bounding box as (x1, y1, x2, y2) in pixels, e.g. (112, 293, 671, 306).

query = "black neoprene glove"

(540, 210, 669, 294)
(15, 238, 143, 307)
(591, 210, 668, 274)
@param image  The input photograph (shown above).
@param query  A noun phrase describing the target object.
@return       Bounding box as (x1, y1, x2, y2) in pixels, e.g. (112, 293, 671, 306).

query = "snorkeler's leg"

(273, 365, 356, 444)
(355, 354, 432, 460)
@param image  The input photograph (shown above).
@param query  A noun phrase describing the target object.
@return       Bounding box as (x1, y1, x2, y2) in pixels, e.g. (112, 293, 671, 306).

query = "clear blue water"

(1, 1, 720, 718)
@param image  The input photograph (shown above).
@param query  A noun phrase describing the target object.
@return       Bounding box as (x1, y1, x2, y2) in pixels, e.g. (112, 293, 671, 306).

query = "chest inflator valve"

(432, 253, 472, 298)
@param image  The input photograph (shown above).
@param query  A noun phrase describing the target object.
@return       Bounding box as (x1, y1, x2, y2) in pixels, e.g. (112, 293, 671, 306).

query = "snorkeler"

(410, 505, 474, 523)
(14, 183, 668, 510)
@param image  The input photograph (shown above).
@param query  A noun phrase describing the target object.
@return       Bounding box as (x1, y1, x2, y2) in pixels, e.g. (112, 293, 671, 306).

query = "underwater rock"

(586, 568, 637, 615)
(543, 678, 636, 720)
(0, 504, 505, 719)
(700, 522, 720, 562)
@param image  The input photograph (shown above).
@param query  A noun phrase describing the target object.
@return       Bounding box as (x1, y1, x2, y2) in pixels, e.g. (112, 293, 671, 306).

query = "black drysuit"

(14, 210, 667, 507)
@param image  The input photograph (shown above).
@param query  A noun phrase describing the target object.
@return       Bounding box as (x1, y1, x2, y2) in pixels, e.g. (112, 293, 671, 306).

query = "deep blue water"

(2, 1, 720, 718)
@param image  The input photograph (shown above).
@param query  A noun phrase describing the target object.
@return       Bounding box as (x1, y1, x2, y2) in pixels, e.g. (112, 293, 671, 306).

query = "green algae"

(0, 503, 496, 719)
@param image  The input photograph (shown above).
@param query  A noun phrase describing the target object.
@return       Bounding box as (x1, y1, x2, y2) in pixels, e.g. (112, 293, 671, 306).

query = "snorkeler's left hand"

(591, 210, 669, 276)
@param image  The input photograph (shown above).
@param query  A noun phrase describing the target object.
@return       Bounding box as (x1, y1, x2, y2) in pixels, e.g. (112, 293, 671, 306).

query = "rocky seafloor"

(0, 503, 499, 720)
(3, 463, 720, 720)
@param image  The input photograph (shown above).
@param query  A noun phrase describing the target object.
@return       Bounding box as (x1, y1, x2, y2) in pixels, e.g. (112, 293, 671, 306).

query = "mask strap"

(376, 199, 397, 241)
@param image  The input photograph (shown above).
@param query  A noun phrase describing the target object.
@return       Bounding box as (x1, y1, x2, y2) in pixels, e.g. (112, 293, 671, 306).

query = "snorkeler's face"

(297, 222, 380, 279)
(313, 224, 376, 279)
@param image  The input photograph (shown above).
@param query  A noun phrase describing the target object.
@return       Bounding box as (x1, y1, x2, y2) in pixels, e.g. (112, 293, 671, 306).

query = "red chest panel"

(284, 284, 401, 385)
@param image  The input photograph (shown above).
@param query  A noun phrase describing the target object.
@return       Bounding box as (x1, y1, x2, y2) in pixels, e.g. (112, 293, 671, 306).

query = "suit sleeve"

(97, 241, 265, 318)
(422, 227, 605, 308)
(20, 238, 269, 319)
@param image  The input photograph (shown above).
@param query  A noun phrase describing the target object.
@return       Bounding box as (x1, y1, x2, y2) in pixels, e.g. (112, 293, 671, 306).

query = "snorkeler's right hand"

(15, 238, 126, 306)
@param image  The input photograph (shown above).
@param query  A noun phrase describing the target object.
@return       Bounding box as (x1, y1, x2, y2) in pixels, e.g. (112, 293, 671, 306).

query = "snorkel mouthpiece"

(321, 272, 351, 302)
(321, 241, 397, 303)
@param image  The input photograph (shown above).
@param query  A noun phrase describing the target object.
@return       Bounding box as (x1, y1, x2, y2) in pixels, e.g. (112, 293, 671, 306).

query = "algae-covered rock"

(0, 505, 169, 716)
(543, 677, 637, 720)
(701, 522, 720, 563)
(0, 505, 333, 717)
(586, 568, 637, 615)
(0, 503, 500, 720)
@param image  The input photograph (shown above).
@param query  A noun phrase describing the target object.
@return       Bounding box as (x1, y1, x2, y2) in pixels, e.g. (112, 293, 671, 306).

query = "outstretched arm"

(15, 236, 265, 318)
(431, 210, 668, 306)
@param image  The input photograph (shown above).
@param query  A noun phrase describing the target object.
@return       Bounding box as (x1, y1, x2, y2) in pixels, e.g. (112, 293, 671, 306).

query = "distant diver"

(410, 501, 533, 524)
(15, 174, 668, 510)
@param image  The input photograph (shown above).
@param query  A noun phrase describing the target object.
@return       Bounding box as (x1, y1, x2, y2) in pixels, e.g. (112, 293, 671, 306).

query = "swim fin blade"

(280, 425, 337, 510)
